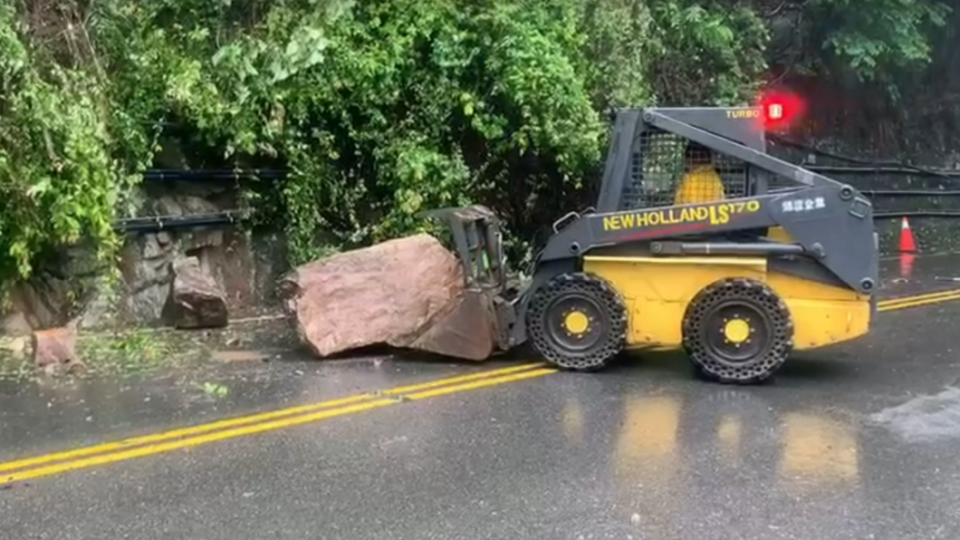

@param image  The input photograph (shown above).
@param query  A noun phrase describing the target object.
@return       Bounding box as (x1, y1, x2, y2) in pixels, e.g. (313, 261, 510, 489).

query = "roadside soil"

(0, 313, 301, 385)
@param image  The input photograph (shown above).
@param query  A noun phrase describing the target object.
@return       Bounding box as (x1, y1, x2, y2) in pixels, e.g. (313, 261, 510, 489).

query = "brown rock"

(0, 311, 31, 336)
(168, 257, 229, 329)
(32, 321, 85, 375)
(211, 350, 271, 363)
(280, 233, 497, 360)
(0, 336, 29, 360)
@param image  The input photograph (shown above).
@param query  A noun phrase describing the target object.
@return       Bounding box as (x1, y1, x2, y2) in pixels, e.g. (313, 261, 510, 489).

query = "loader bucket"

(420, 205, 507, 291)
(407, 288, 502, 360)
(417, 205, 518, 356)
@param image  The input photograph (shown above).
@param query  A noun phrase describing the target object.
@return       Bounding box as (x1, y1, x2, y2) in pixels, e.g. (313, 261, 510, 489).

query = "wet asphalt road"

(3, 254, 960, 539)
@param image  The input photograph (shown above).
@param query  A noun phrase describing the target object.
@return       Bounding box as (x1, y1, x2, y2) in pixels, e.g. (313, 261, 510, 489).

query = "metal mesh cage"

(620, 129, 750, 210)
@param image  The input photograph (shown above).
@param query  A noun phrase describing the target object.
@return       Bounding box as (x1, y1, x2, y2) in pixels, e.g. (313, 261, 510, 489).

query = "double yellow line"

(0, 363, 555, 485)
(876, 288, 960, 312)
(2, 286, 959, 486)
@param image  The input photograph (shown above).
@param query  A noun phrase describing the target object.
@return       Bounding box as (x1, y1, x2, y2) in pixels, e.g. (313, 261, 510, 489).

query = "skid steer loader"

(422, 105, 878, 384)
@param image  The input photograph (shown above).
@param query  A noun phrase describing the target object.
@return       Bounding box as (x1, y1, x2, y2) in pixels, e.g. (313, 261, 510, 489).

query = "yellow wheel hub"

(723, 318, 751, 344)
(564, 311, 590, 334)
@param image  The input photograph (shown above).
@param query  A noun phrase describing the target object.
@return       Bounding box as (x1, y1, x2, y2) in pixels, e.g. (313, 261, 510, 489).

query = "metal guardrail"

(142, 169, 287, 181)
(805, 165, 960, 177)
(115, 165, 960, 233)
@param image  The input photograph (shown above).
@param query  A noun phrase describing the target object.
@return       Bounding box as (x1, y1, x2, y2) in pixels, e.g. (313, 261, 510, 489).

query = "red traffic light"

(757, 90, 805, 131)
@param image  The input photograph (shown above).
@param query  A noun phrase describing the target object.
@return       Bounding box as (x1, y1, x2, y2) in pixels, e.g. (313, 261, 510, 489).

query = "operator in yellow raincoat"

(674, 142, 726, 205)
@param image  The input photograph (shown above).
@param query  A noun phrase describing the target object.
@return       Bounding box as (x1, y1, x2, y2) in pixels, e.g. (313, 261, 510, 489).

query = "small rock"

(32, 322, 84, 375)
(211, 350, 270, 363)
(42, 359, 86, 377)
(0, 311, 32, 336)
(0, 336, 28, 359)
(141, 233, 174, 260)
(168, 256, 229, 329)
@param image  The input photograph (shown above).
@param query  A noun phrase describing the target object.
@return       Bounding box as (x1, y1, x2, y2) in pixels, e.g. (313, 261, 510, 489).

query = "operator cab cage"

(423, 105, 879, 306)
(540, 106, 879, 297)
(597, 107, 792, 213)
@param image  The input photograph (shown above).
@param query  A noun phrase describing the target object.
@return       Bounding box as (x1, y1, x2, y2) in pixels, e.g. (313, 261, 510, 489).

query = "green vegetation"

(0, 0, 951, 289)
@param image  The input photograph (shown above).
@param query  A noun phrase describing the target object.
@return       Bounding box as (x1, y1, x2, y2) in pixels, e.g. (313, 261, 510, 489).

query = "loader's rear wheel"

(682, 278, 794, 385)
(526, 272, 627, 371)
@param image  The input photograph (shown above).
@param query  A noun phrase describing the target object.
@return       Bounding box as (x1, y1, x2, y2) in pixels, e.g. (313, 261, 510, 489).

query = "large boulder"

(279, 234, 498, 360)
(167, 256, 229, 329)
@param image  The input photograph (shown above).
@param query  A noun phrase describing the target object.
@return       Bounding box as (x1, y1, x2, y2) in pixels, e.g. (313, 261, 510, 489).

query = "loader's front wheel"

(526, 272, 627, 371)
(682, 278, 794, 385)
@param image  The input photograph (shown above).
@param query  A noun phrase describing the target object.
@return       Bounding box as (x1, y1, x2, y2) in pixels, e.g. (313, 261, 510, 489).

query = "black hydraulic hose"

(676, 242, 807, 256)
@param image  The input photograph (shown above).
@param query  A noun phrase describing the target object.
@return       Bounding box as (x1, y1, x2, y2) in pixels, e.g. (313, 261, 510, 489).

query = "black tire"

(681, 278, 794, 384)
(526, 272, 628, 371)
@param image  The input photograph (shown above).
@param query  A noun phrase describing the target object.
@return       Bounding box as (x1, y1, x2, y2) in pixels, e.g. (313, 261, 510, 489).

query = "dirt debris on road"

(0, 314, 300, 384)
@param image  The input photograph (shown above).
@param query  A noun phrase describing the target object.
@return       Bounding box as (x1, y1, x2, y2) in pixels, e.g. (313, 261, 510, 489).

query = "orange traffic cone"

(900, 252, 916, 279)
(899, 216, 917, 253)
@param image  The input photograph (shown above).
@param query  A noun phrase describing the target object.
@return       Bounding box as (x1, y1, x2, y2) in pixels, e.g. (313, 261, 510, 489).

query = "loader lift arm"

(542, 186, 876, 293)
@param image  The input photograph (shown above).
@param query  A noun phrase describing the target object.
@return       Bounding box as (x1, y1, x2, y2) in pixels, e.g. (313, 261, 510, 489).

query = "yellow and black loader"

(423, 105, 878, 384)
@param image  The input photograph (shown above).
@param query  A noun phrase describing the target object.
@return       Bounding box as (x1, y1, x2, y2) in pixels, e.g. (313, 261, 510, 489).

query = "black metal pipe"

(874, 211, 960, 219)
(864, 190, 960, 196)
(807, 165, 960, 177)
(143, 166, 960, 180)
(111, 208, 960, 236)
(116, 218, 233, 233)
(142, 169, 288, 181)
(114, 211, 244, 233)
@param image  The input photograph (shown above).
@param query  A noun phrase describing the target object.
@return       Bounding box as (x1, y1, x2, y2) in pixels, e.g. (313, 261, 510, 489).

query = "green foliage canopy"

(0, 0, 950, 292)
